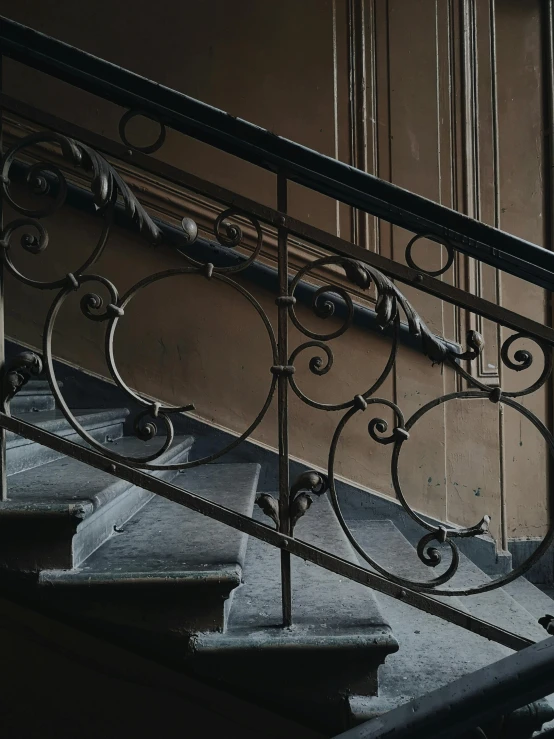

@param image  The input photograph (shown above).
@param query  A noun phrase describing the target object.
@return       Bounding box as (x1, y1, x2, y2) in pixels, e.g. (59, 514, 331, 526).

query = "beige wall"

(1, 0, 551, 544)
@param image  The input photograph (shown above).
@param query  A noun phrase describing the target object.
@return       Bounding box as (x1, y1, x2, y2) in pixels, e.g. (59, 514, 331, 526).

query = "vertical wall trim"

(543, 0, 554, 255)
(347, 0, 370, 250)
(367, 0, 379, 252)
(488, 0, 507, 551)
(542, 0, 554, 551)
(332, 0, 340, 237)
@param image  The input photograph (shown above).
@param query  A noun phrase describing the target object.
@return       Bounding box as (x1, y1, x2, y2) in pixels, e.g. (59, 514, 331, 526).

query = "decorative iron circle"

(405, 233, 455, 277)
(119, 110, 167, 154)
(389, 391, 554, 595)
(326, 398, 461, 590)
(103, 267, 279, 469)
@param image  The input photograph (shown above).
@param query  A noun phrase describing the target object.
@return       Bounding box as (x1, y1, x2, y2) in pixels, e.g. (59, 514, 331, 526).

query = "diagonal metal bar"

(2, 93, 554, 345)
(332, 637, 554, 739)
(0, 412, 534, 652)
(1, 16, 554, 289)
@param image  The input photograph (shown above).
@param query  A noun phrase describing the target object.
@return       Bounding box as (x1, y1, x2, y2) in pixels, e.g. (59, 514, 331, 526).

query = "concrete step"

(347, 519, 546, 640)
(452, 553, 547, 643)
(185, 498, 398, 734)
(10, 380, 60, 414)
(6, 408, 129, 475)
(343, 519, 553, 733)
(502, 578, 554, 623)
(1, 435, 194, 570)
(36, 463, 260, 639)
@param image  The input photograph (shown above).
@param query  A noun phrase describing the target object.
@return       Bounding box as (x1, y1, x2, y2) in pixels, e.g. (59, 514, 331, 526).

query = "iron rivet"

(110, 464, 117, 473)
(399, 589, 407, 599)
(126, 149, 133, 157)
(414, 274, 424, 283)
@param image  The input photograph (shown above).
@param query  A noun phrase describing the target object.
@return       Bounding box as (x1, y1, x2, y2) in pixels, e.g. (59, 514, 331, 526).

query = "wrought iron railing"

(1, 16, 554, 660)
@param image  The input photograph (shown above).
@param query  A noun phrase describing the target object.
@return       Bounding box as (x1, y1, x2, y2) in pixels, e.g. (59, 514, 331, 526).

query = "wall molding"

(6, 154, 462, 361)
(2, 114, 376, 308)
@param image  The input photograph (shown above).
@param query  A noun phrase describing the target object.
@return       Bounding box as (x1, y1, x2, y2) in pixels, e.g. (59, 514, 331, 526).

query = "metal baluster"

(276, 172, 292, 626)
(0, 48, 7, 502)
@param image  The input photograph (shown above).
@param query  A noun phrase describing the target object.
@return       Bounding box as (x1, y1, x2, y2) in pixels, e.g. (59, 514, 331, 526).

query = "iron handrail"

(1, 15, 554, 290)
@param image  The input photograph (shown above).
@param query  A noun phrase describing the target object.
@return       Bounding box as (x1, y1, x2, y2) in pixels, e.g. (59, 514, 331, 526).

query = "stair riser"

(187, 650, 388, 733)
(6, 422, 124, 476)
(73, 489, 154, 568)
(11, 395, 56, 414)
(43, 587, 232, 636)
(0, 516, 83, 572)
(72, 459, 191, 567)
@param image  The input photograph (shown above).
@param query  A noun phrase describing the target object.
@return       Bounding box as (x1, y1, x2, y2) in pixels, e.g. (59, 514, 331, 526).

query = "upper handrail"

(1, 15, 554, 290)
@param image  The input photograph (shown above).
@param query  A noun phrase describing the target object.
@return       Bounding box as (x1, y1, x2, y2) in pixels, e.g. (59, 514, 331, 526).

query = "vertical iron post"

(276, 172, 292, 626)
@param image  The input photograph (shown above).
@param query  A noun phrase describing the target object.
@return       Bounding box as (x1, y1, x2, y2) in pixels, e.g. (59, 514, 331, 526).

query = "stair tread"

(6, 408, 129, 448)
(41, 463, 260, 579)
(202, 496, 396, 645)
(14, 380, 61, 396)
(342, 519, 469, 610)
(450, 552, 546, 642)
(3, 435, 194, 511)
(347, 519, 546, 642)
(344, 519, 515, 706)
(503, 579, 554, 622)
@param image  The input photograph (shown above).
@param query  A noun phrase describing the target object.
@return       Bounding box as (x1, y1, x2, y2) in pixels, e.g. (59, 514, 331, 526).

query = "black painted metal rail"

(1, 14, 554, 290)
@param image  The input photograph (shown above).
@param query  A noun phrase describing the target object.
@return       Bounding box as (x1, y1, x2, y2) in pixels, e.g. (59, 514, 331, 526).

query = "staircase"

(2, 16, 554, 736)
(2, 377, 554, 736)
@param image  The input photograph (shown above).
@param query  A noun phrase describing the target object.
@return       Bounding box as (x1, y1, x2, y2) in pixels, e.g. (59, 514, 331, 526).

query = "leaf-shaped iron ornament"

(255, 470, 329, 532)
(255, 493, 280, 528)
(341, 259, 485, 366)
(0, 131, 196, 255)
(2, 351, 43, 410)
(74, 141, 162, 244)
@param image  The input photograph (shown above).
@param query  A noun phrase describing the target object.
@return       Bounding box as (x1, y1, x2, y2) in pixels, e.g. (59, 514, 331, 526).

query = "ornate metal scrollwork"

(0, 132, 163, 293)
(283, 242, 554, 596)
(0, 131, 277, 470)
(3, 127, 554, 603)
